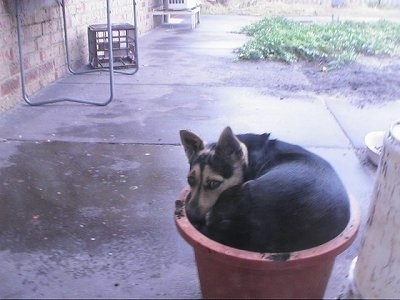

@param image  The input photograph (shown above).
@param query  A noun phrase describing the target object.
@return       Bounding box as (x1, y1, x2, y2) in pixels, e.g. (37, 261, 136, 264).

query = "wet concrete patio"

(1, 14, 400, 298)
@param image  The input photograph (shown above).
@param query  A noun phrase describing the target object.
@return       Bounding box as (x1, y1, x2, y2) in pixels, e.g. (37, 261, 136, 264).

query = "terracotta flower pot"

(175, 187, 361, 299)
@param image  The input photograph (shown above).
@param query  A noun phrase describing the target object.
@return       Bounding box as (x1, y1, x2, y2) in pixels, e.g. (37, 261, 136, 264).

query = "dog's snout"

(186, 203, 201, 221)
(186, 200, 206, 229)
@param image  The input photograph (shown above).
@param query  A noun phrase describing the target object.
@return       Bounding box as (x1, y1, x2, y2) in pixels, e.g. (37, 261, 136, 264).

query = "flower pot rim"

(175, 187, 361, 268)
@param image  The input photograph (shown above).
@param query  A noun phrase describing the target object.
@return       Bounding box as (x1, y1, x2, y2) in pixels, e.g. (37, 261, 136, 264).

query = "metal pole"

(15, 0, 30, 103)
(104, 0, 114, 106)
(132, 0, 139, 70)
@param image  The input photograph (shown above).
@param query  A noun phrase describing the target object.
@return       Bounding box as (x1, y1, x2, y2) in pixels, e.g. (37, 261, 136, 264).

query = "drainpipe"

(350, 120, 400, 298)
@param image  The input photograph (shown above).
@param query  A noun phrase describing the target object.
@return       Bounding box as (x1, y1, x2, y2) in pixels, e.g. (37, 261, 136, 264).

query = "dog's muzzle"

(185, 198, 206, 230)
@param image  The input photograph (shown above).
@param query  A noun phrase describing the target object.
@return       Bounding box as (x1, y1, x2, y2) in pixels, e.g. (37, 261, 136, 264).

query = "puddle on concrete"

(0, 140, 185, 254)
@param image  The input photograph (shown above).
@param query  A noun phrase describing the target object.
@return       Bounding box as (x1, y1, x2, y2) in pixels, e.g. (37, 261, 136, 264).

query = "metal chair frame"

(14, 0, 139, 106)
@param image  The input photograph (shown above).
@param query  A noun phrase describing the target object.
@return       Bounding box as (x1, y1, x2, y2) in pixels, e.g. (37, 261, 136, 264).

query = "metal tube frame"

(15, 0, 138, 106)
(62, 0, 139, 76)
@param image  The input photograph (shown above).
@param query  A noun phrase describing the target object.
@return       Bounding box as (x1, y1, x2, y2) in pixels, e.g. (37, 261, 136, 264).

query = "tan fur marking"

(240, 142, 249, 166)
(189, 163, 245, 218)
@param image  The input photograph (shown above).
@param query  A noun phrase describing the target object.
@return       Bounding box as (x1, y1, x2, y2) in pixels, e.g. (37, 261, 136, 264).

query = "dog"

(180, 126, 350, 253)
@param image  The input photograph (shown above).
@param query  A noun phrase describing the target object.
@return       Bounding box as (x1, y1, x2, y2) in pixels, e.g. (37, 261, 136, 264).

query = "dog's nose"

(186, 204, 205, 229)
(186, 206, 201, 222)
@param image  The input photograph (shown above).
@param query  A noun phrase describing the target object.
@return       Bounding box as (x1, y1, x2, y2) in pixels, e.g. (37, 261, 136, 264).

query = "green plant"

(237, 17, 400, 68)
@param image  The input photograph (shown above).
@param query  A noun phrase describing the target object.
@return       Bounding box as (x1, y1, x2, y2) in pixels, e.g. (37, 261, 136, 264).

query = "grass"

(236, 17, 400, 68)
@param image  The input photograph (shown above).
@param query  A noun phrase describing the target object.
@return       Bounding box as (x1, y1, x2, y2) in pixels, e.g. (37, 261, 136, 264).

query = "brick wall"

(0, 0, 162, 114)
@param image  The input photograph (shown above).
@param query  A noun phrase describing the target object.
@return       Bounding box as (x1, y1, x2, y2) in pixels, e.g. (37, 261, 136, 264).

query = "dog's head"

(179, 127, 248, 225)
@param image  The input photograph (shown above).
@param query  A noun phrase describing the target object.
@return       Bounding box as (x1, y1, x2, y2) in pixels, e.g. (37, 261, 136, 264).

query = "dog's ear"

(180, 130, 205, 163)
(215, 127, 246, 162)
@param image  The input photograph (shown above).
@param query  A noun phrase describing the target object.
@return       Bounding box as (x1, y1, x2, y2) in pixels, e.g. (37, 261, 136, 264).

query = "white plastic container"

(364, 131, 385, 166)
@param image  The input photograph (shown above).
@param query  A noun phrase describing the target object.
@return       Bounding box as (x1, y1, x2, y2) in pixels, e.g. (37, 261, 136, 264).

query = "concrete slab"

(0, 140, 199, 298)
(0, 14, 389, 299)
(0, 86, 350, 148)
(325, 98, 400, 148)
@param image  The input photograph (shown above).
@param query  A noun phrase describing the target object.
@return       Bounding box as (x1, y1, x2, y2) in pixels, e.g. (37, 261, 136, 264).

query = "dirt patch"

(300, 57, 400, 107)
(174, 199, 185, 219)
(223, 56, 400, 107)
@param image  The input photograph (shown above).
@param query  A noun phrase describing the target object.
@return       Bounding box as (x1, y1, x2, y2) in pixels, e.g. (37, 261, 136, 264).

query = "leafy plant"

(237, 17, 400, 68)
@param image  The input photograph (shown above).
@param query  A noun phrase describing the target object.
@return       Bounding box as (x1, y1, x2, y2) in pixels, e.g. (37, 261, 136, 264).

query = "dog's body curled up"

(180, 127, 350, 253)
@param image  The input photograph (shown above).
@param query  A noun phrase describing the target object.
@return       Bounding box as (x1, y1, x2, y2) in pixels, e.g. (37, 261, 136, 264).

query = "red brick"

(26, 68, 39, 83)
(1, 77, 20, 96)
(9, 62, 20, 76)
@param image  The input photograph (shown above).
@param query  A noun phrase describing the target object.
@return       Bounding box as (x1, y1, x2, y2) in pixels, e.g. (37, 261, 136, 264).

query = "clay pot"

(175, 187, 361, 299)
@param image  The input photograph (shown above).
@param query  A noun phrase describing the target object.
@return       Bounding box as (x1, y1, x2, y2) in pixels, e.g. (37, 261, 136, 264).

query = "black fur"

(187, 131, 350, 253)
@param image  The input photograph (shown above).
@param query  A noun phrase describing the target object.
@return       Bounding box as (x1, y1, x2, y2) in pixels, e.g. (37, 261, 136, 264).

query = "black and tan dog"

(180, 126, 350, 253)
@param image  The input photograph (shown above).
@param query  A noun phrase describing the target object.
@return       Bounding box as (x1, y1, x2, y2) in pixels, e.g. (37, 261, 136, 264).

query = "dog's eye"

(207, 180, 222, 190)
(187, 176, 196, 187)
